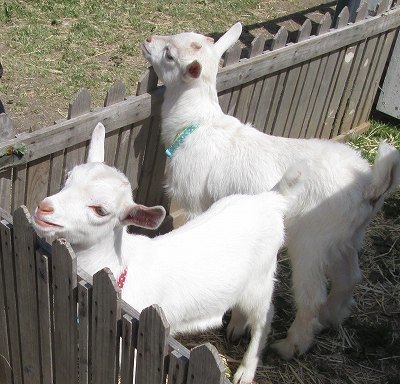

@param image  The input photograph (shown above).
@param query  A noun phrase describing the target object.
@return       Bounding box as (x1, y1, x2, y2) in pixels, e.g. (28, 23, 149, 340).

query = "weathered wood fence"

(1, 2, 400, 382)
(0, 206, 230, 384)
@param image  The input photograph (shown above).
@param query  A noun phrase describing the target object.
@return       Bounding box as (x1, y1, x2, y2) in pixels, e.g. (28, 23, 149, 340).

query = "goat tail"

(365, 141, 400, 211)
(272, 160, 310, 198)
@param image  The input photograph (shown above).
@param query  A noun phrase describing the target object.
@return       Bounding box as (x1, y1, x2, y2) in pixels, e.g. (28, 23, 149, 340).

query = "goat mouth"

(34, 215, 63, 229)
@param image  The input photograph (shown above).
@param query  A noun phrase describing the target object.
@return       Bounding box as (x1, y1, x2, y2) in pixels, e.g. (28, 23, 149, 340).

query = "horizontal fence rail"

(0, 1, 399, 219)
(0, 206, 231, 384)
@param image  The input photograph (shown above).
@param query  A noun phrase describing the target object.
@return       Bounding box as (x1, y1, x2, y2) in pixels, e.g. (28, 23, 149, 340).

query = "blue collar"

(165, 124, 199, 158)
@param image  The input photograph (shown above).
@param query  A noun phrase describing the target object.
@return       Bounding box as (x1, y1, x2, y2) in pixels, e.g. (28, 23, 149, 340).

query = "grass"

(347, 118, 400, 163)
(0, 0, 323, 131)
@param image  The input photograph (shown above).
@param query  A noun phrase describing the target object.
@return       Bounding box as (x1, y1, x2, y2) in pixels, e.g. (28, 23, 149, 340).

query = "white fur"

(141, 23, 400, 360)
(33, 123, 305, 384)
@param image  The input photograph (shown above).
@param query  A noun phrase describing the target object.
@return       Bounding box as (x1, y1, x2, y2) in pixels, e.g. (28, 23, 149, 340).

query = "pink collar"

(117, 268, 128, 289)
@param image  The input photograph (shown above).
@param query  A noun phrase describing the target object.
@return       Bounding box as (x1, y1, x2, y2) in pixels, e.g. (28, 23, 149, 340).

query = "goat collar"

(117, 267, 128, 289)
(165, 123, 199, 158)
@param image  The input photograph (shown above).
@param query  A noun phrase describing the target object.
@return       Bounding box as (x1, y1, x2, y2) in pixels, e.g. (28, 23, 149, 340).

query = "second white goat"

(141, 23, 400, 360)
(33, 123, 305, 384)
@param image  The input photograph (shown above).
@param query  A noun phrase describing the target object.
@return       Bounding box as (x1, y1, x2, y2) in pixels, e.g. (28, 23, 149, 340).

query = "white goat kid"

(33, 123, 302, 384)
(141, 23, 400, 360)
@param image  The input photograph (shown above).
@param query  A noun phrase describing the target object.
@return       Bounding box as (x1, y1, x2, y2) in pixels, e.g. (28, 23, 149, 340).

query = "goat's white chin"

(33, 216, 63, 238)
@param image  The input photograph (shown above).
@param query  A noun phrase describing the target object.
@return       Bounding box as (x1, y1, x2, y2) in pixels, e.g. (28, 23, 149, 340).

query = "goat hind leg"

(319, 245, 361, 328)
(233, 305, 274, 384)
(272, 250, 327, 360)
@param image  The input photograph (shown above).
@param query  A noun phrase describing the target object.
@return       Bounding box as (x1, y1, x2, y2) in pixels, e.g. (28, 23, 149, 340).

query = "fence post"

(135, 304, 170, 384)
(91, 268, 121, 384)
(12, 206, 41, 384)
(187, 343, 226, 384)
(52, 238, 78, 384)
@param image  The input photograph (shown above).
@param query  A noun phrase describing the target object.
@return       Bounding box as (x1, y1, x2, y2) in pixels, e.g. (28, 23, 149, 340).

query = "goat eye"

(90, 206, 108, 217)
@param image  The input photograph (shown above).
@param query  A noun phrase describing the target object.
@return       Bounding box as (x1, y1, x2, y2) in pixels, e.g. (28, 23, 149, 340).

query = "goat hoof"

(233, 365, 255, 384)
(271, 338, 296, 361)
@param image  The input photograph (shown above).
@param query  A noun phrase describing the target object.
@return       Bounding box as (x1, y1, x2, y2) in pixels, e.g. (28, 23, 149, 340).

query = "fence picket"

(0, 219, 23, 383)
(340, 34, 380, 133)
(235, 35, 265, 124)
(52, 238, 78, 384)
(168, 350, 189, 384)
(13, 206, 41, 384)
(11, 165, 27, 212)
(78, 280, 92, 384)
(91, 268, 121, 384)
(64, 89, 91, 174)
(316, 12, 332, 35)
(0, 170, 11, 213)
(135, 304, 170, 384)
(219, 42, 242, 115)
(25, 156, 51, 213)
(275, 20, 312, 137)
(355, 1, 368, 21)
(335, 6, 350, 28)
(358, 29, 397, 125)
(244, 35, 266, 124)
(35, 249, 53, 384)
(187, 343, 226, 384)
(0, 219, 12, 384)
(121, 314, 139, 384)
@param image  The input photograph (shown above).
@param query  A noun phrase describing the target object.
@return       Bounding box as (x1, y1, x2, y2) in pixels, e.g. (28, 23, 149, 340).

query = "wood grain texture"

(135, 304, 170, 384)
(78, 280, 92, 384)
(12, 206, 41, 384)
(91, 268, 121, 384)
(52, 238, 78, 384)
(0, 219, 22, 383)
(186, 343, 226, 384)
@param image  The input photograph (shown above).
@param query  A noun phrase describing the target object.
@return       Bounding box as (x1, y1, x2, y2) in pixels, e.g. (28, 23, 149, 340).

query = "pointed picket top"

(104, 80, 126, 107)
(317, 12, 332, 35)
(222, 41, 242, 67)
(355, 1, 369, 22)
(68, 88, 91, 119)
(0, 113, 15, 141)
(297, 19, 312, 43)
(377, 0, 392, 15)
(136, 67, 159, 96)
(271, 26, 288, 50)
(335, 6, 350, 29)
(187, 343, 226, 384)
(136, 304, 170, 383)
(249, 35, 266, 58)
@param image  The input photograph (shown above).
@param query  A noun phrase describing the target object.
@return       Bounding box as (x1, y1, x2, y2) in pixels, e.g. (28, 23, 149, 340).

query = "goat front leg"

(233, 305, 274, 384)
(226, 307, 248, 343)
(272, 250, 326, 360)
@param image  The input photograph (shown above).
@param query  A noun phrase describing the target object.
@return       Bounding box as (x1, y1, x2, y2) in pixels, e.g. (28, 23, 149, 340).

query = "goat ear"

(214, 22, 242, 58)
(87, 123, 105, 163)
(184, 60, 202, 79)
(121, 204, 166, 230)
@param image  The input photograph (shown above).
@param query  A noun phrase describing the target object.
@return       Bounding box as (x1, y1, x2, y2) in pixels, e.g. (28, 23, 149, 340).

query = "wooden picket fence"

(1, 1, 400, 383)
(0, 206, 230, 384)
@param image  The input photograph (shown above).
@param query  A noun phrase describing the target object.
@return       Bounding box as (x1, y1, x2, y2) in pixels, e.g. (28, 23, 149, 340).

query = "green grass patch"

(347, 120, 400, 163)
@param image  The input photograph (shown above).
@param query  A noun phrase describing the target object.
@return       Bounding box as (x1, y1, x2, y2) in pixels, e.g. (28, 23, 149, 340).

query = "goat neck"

(162, 79, 222, 145)
(74, 226, 124, 278)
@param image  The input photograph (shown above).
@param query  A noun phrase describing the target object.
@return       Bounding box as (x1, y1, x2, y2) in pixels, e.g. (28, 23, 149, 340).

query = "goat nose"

(38, 200, 54, 214)
(146, 36, 152, 43)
